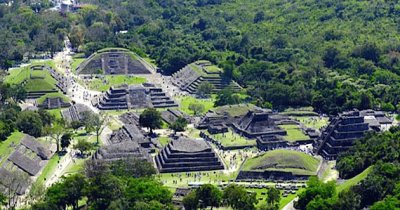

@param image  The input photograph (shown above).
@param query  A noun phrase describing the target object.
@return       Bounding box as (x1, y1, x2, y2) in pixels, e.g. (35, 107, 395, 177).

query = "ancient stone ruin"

(171, 60, 241, 94)
(61, 103, 92, 122)
(316, 109, 393, 159)
(94, 84, 178, 110)
(231, 109, 287, 139)
(38, 97, 70, 109)
(161, 109, 191, 125)
(76, 48, 151, 75)
(156, 137, 224, 173)
(0, 135, 53, 195)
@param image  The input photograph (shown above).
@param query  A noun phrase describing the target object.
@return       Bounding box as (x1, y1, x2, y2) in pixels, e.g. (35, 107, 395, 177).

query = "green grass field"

(158, 136, 171, 147)
(47, 108, 63, 121)
(36, 154, 60, 185)
(294, 116, 329, 130)
(279, 124, 310, 142)
(214, 104, 255, 117)
(206, 130, 256, 147)
(0, 132, 24, 165)
(5, 64, 57, 92)
(178, 95, 216, 116)
(86, 75, 147, 91)
(242, 150, 319, 176)
(71, 58, 85, 72)
(37, 92, 70, 104)
(336, 166, 373, 193)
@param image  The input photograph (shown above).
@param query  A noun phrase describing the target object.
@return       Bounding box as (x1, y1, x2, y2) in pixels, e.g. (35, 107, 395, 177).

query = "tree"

(197, 81, 214, 97)
(110, 158, 156, 178)
(196, 184, 222, 209)
(73, 139, 93, 156)
(169, 117, 188, 134)
(223, 184, 257, 210)
(183, 191, 198, 210)
(139, 108, 162, 134)
(124, 178, 172, 205)
(61, 133, 72, 149)
(188, 103, 205, 116)
(61, 174, 87, 210)
(0, 192, 6, 208)
(267, 187, 280, 207)
(16, 111, 43, 137)
(38, 109, 54, 127)
(82, 111, 106, 145)
(215, 88, 242, 106)
(28, 182, 46, 204)
(294, 177, 336, 210)
(86, 174, 122, 210)
(47, 121, 65, 153)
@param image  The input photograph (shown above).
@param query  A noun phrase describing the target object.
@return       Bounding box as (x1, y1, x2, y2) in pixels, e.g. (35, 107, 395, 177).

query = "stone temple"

(93, 83, 178, 110)
(231, 109, 287, 139)
(316, 109, 393, 159)
(156, 137, 224, 173)
(76, 48, 151, 75)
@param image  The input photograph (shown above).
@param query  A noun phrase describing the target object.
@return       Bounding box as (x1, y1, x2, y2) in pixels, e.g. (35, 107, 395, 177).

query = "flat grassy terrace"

(5, 65, 57, 92)
(214, 104, 255, 117)
(86, 75, 147, 92)
(279, 124, 310, 142)
(0, 132, 24, 165)
(242, 149, 320, 176)
(37, 92, 70, 104)
(36, 154, 60, 185)
(294, 116, 329, 130)
(205, 129, 256, 147)
(178, 95, 216, 116)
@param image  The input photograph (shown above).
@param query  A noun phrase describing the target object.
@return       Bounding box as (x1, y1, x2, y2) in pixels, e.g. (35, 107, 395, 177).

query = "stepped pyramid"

(171, 60, 241, 94)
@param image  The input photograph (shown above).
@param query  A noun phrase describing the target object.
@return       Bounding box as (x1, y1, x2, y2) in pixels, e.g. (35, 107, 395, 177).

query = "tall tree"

(139, 108, 162, 134)
(188, 103, 205, 116)
(169, 117, 188, 134)
(82, 111, 106, 145)
(196, 184, 222, 209)
(223, 184, 257, 210)
(16, 111, 43, 137)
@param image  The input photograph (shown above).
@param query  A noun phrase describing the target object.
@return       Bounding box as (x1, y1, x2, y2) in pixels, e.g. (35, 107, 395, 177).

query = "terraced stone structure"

(95, 84, 178, 110)
(172, 60, 241, 94)
(25, 65, 58, 99)
(61, 103, 92, 122)
(1, 135, 52, 177)
(161, 109, 191, 125)
(47, 67, 69, 94)
(94, 141, 152, 162)
(76, 48, 151, 75)
(156, 137, 224, 173)
(38, 97, 70, 109)
(232, 109, 287, 139)
(316, 109, 392, 159)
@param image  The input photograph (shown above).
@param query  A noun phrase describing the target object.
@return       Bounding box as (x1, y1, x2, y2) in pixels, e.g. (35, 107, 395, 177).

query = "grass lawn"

(37, 92, 70, 104)
(336, 166, 373, 193)
(36, 154, 60, 185)
(47, 108, 63, 121)
(157, 170, 238, 189)
(71, 58, 85, 72)
(158, 136, 171, 147)
(5, 67, 30, 84)
(242, 149, 319, 176)
(0, 132, 24, 165)
(62, 158, 86, 175)
(214, 104, 255, 117)
(294, 116, 329, 130)
(86, 75, 147, 91)
(178, 95, 216, 116)
(30, 70, 46, 78)
(206, 129, 256, 147)
(279, 124, 310, 142)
